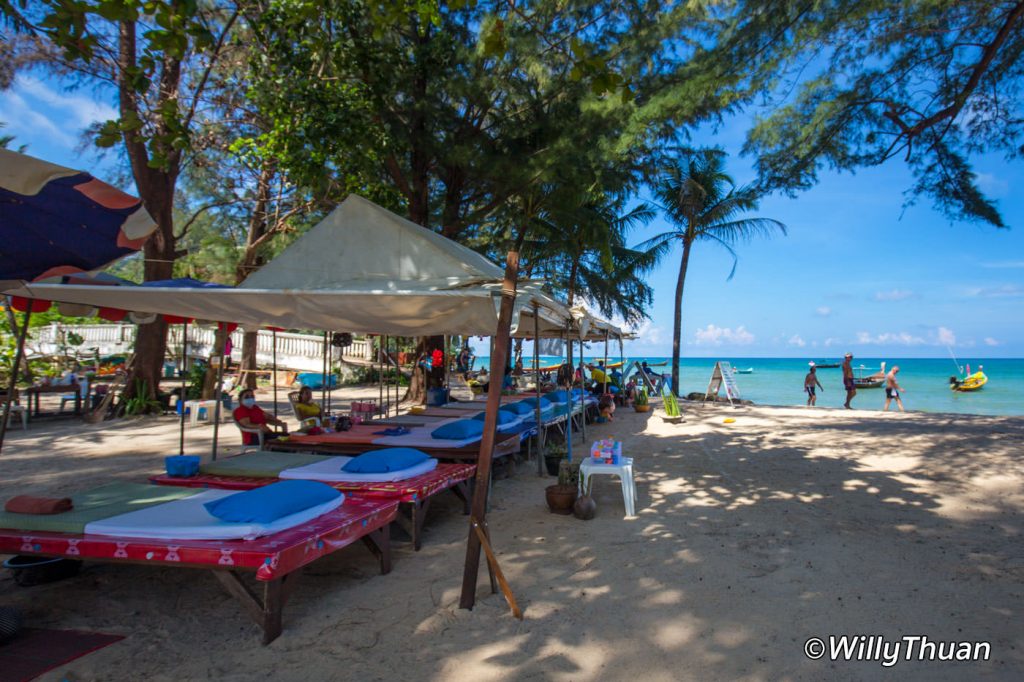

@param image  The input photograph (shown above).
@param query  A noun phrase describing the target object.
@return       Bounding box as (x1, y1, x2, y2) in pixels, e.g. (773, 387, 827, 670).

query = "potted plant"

(634, 386, 650, 412)
(545, 458, 579, 514)
(543, 441, 567, 477)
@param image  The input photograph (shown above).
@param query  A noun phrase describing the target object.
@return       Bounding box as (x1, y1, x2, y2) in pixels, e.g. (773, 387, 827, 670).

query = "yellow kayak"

(951, 371, 987, 392)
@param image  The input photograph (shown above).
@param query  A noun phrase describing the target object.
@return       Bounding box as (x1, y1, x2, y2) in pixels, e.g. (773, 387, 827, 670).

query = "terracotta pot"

(545, 484, 577, 515)
(573, 495, 597, 520)
(634, 404, 650, 413)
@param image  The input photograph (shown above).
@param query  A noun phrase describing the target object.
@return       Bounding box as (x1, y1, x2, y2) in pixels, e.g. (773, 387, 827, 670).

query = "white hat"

(808, 361, 815, 367)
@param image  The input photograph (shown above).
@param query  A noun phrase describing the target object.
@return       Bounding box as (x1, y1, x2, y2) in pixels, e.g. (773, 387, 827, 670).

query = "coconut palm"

(642, 150, 786, 396)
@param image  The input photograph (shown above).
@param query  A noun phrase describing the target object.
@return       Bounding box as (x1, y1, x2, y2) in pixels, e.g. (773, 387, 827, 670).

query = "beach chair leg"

(394, 498, 431, 551)
(213, 570, 297, 645)
(451, 478, 473, 514)
(361, 525, 392, 574)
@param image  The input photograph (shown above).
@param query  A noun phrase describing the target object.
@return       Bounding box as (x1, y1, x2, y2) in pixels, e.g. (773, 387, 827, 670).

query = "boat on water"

(853, 363, 885, 389)
(813, 362, 840, 368)
(733, 367, 754, 374)
(950, 371, 987, 392)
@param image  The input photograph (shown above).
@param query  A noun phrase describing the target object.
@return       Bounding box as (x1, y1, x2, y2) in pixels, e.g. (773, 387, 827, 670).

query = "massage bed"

(151, 451, 476, 551)
(0, 482, 398, 644)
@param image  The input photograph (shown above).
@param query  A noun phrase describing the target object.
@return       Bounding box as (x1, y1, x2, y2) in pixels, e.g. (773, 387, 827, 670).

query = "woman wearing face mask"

(233, 388, 289, 446)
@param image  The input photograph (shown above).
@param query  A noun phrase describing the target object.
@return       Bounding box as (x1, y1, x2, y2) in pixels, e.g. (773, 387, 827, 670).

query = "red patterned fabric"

(151, 462, 476, 503)
(0, 496, 398, 581)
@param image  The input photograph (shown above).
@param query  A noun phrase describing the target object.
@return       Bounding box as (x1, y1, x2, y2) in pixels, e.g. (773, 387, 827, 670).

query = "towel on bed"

(4, 495, 73, 515)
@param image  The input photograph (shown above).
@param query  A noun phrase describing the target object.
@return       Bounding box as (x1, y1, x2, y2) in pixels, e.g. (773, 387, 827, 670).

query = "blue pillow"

(342, 447, 431, 473)
(472, 410, 517, 425)
(500, 401, 534, 416)
(519, 396, 552, 408)
(431, 419, 484, 440)
(547, 390, 569, 403)
(204, 480, 341, 524)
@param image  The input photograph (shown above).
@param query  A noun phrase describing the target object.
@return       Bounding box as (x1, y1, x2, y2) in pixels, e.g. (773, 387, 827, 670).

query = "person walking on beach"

(842, 352, 856, 409)
(804, 363, 823, 407)
(883, 365, 906, 412)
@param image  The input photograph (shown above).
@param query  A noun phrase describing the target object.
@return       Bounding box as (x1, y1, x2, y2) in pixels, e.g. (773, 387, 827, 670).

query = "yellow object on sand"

(723, 418, 736, 424)
(410, 405, 426, 414)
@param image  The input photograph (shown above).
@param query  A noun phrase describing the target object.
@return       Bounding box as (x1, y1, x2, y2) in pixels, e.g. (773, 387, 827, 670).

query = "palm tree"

(642, 150, 786, 396)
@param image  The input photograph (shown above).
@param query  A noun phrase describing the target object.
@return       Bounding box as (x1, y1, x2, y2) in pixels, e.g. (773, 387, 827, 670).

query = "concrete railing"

(31, 323, 374, 371)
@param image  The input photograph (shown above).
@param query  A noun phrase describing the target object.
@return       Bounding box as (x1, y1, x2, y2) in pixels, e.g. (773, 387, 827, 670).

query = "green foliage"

(342, 365, 409, 387)
(707, 0, 1022, 227)
(121, 379, 162, 415)
(557, 458, 580, 487)
(633, 386, 649, 407)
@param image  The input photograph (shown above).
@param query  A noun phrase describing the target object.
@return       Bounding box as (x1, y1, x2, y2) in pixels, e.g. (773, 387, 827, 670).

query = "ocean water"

(477, 356, 1024, 417)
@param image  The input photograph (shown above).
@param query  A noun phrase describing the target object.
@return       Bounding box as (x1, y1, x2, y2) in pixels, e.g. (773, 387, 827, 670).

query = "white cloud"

(815, 306, 831, 317)
(874, 289, 915, 301)
(17, 76, 117, 128)
(984, 337, 1000, 347)
(694, 324, 755, 346)
(823, 337, 842, 348)
(856, 331, 926, 346)
(965, 284, 1024, 298)
(937, 326, 956, 346)
(980, 260, 1024, 269)
(629, 319, 664, 346)
(0, 90, 76, 146)
(975, 172, 1009, 196)
(787, 334, 806, 347)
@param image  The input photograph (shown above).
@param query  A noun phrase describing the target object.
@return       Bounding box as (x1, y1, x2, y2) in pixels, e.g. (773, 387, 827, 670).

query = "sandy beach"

(1, 392, 1022, 681)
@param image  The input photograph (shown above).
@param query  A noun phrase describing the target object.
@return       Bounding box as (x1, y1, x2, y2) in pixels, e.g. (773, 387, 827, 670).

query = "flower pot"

(545, 484, 577, 515)
(573, 495, 597, 520)
(634, 404, 650, 413)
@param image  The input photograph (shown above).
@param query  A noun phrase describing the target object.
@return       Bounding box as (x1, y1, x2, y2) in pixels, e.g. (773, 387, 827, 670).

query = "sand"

(1, 390, 1022, 681)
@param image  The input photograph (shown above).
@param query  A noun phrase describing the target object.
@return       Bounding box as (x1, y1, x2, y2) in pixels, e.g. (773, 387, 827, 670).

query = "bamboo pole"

(460, 251, 519, 611)
(0, 306, 32, 454)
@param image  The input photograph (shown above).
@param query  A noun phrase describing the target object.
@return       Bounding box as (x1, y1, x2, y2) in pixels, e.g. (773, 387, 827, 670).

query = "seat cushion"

(203, 480, 341, 523)
(341, 447, 432, 474)
(547, 390, 569, 403)
(499, 401, 534, 416)
(431, 419, 484, 440)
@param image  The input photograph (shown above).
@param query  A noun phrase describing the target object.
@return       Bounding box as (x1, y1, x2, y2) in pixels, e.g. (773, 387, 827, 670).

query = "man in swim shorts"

(804, 363, 824, 407)
(842, 352, 856, 409)
(884, 365, 906, 412)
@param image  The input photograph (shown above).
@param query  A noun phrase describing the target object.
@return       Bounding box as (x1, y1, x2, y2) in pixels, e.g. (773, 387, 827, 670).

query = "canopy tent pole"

(326, 334, 333, 416)
(533, 304, 544, 476)
(603, 330, 609, 395)
(320, 331, 328, 414)
(579, 338, 586, 444)
(444, 334, 450, 400)
(564, 324, 572, 463)
(0, 305, 32, 455)
(210, 324, 230, 461)
(460, 251, 520, 612)
(178, 319, 188, 456)
(271, 329, 278, 419)
(378, 335, 384, 419)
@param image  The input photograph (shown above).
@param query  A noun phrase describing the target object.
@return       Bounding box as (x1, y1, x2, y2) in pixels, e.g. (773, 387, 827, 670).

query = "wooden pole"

(443, 334, 450, 401)
(272, 329, 278, 419)
(210, 324, 230, 461)
(378, 335, 384, 419)
(179, 320, 188, 456)
(564, 325, 572, 463)
(533, 304, 543, 476)
(321, 331, 328, 412)
(579, 338, 586, 443)
(603, 330, 609, 395)
(0, 306, 32, 455)
(460, 251, 519, 611)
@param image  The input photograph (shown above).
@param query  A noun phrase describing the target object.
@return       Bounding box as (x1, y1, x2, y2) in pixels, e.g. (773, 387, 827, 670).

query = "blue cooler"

(165, 455, 200, 477)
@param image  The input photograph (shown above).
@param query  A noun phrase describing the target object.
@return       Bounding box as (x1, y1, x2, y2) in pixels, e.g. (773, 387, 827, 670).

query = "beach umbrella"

(0, 150, 156, 454)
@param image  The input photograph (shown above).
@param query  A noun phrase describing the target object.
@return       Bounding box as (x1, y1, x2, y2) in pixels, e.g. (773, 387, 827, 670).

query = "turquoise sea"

(476, 356, 1024, 417)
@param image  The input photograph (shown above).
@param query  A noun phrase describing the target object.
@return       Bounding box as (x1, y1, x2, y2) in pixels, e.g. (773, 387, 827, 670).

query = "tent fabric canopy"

(3, 194, 623, 339)
(0, 148, 156, 286)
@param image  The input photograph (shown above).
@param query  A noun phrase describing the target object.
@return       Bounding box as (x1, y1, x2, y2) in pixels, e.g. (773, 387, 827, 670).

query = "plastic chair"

(59, 378, 88, 413)
(4, 403, 27, 430)
(234, 418, 265, 454)
(288, 391, 322, 428)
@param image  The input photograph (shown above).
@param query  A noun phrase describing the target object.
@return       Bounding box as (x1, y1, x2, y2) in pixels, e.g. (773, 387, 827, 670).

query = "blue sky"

(2, 74, 1022, 358)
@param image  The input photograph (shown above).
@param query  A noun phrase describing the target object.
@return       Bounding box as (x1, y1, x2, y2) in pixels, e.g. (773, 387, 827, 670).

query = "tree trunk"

(404, 335, 445, 404)
(202, 326, 229, 399)
(671, 239, 692, 397)
(239, 331, 259, 390)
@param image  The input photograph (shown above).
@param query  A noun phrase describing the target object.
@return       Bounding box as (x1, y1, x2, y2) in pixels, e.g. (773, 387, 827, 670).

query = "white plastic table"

(579, 456, 636, 517)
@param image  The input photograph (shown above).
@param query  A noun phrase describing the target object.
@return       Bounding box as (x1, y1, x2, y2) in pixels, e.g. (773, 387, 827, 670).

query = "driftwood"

(83, 356, 134, 424)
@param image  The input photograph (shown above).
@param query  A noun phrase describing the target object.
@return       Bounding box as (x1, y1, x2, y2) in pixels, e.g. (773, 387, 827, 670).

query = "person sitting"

(589, 361, 610, 385)
(598, 394, 615, 422)
(610, 367, 623, 386)
(502, 365, 516, 391)
(293, 386, 323, 430)
(233, 388, 288, 446)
